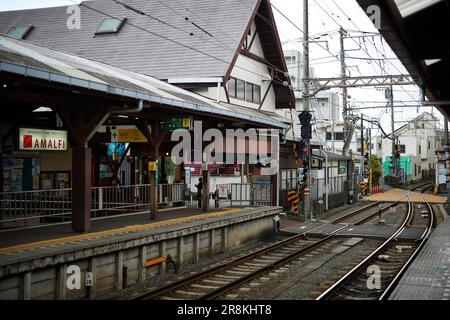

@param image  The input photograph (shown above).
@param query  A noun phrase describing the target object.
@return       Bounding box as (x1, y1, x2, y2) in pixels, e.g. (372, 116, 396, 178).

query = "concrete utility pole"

(388, 85, 396, 176)
(302, 0, 311, 220)
(340, 27, 348, 130)
(360, 115, 364, 183)
(369, 127, 373, 194)
(339, 26, 355, 204)
(445, 118, 450, 201)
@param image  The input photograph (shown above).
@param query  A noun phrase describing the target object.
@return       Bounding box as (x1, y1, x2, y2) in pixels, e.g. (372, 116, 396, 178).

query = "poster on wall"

(32, 158, 41, 190)
(41, 173, 54, 190)
(10, 169, 22, 192)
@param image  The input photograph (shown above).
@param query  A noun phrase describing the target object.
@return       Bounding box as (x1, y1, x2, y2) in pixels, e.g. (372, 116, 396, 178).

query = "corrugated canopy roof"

(0, 34, 289, 129)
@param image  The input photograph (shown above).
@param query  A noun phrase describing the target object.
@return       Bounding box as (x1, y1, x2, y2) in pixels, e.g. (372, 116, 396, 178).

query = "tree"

(370, 155, 382, 186)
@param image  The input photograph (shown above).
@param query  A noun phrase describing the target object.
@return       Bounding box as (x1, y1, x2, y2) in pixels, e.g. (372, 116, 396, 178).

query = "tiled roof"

(0, 0, 258, 80)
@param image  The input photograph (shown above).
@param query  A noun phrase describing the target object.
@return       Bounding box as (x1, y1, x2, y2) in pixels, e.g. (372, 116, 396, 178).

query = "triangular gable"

(224, 0, 295, 109)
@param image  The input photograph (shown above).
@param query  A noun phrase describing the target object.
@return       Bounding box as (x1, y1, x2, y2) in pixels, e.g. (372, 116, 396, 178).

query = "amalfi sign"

(19, 128, 68, 151)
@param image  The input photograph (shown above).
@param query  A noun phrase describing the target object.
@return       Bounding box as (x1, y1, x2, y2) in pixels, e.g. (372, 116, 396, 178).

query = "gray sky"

(0, 0, 444, 134)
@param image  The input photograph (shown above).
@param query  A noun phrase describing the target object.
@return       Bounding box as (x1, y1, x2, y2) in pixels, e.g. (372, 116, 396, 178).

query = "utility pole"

(388, 85, 396, 176)
(339, 26, 355, 204)
(302, 0, 311, 220)
(360, 115, 364, 184)
(340, 26, 348, 130)
(368, 127, 373, 195)
(445, 118, 450, 201)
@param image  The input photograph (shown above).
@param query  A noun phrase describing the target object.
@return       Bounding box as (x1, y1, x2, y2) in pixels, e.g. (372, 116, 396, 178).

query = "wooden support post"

(72, 145, 92, 232)
(56, 106, 109, 233)
(149, 168, 157, 220)
(136, 120, 168, 221)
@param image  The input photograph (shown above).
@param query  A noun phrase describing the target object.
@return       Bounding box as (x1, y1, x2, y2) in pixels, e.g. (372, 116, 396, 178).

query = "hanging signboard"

(111, 128, 148, 143)
(164, 115, 193, 131)
(19, 128, 68, 151)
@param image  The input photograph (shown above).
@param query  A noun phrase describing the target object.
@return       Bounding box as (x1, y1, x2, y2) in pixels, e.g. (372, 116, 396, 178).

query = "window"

(335, 132, 345, 141)
(400, 145, 406, 153)
(246, 82, 253, 103)
(280, 169, 297, 191)
(419, 145, 421, 154)
(229, 78, 237, 98)
(415, 163, 417, 176)
(245, 82, 261, 104)
(428, 140, 431, 149)
(236, 79, 245, 100)
(95, 17, 126, 34)
(7, 25, 33, 39)
(422, 123, 425, 129)
(254, 85, 261, 104)
(326, 132, 332, 141)
(229, 77, 260, 103)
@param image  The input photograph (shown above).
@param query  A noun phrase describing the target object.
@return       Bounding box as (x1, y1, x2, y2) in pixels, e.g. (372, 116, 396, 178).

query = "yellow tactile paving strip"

(0, 208, 242, 256)
(365, 188, 447, 204)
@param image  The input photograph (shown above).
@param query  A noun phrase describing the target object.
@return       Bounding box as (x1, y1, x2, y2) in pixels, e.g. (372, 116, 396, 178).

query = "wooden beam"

(259, 80, 273, 110)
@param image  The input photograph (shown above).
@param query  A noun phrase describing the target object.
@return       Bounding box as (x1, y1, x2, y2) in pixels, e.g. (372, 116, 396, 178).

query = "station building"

(0, 0, 302, 232)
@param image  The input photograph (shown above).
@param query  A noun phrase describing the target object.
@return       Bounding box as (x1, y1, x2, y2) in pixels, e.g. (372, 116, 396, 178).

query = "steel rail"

(201, 224, 350, 300)
(133, 224, 349, 300)
(378, 193, 435, 300)
(315, 192, 413, 300)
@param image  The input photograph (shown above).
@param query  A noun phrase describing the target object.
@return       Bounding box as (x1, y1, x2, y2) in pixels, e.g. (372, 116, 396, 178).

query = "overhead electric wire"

(65, 0, 290, 87)
(326, 0, 419, 102)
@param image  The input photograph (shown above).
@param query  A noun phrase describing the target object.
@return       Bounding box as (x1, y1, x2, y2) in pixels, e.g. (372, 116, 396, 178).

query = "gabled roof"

(0, 0, 294, 108)
(391, 111, 439, 137)
(0, 34, 289, 129)
(0, 0, 256, 79)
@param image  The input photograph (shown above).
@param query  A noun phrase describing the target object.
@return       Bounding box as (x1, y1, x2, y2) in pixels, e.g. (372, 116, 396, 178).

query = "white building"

(380, 112, 443, 182)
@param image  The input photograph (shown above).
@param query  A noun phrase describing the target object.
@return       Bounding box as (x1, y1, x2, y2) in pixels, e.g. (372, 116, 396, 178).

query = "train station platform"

(390, 216, 450, 300)
(0, 206, 282, 299)
(365, 188, 446, 204)
(0, 207, 234, 250)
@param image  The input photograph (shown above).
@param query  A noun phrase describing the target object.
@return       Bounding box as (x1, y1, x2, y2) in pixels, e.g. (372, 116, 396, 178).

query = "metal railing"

(0, 188, 72, 225)
(0, 183, 187, 228)
(216, 183, 272, 207)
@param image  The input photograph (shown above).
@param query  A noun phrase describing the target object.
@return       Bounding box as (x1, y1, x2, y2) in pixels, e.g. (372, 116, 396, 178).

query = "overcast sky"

(0, 0, 444, 135)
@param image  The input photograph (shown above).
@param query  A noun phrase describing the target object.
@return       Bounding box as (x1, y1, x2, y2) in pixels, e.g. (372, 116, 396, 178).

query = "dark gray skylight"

(95, 17, 126, 35)
(7, 25, 33, 39)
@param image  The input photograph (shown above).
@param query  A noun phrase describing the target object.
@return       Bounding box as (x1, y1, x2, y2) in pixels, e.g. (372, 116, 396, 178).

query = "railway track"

(331, 181, 434, 226)
(315, 191, 434, 300)
(133, 181, 435, 300)
(133, 225, 349, 300)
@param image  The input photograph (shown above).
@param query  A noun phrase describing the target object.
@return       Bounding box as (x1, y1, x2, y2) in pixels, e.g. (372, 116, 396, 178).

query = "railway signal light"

(298, 167, 307, 184)
(364, 153, 369, 167)
(299, 112, 312, 139)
